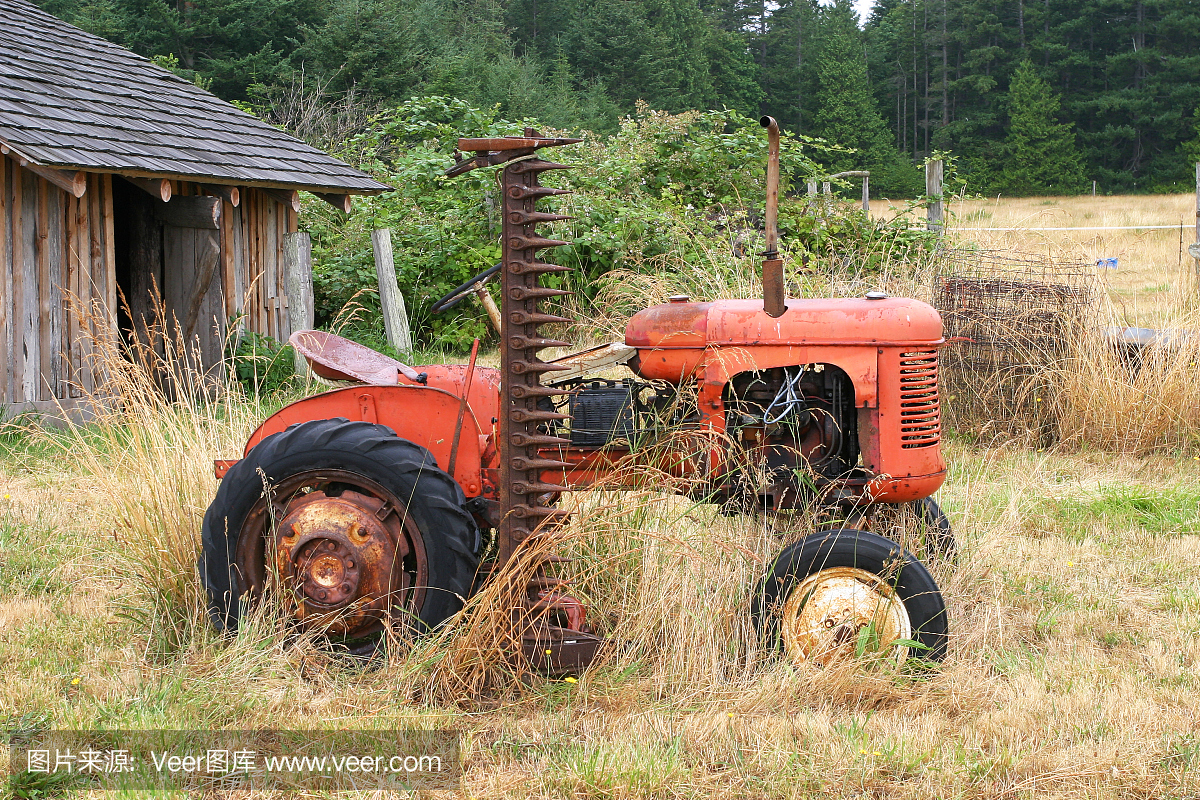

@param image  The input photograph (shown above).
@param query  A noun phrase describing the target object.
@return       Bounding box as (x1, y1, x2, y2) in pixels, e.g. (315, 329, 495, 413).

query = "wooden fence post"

(371, 228, 413, 354)
(283, 231, 314, 375)
(807, 180, 818, 195)
(926, 158, 944, 234)
(861, 174, 870, 212)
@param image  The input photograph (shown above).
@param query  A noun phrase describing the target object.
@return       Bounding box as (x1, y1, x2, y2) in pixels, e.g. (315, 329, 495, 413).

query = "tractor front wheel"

(816, 498, 957, 566)
(862, 497, 957, 564)
(752, 529, 948, 665)
(199, 419, 480, 654)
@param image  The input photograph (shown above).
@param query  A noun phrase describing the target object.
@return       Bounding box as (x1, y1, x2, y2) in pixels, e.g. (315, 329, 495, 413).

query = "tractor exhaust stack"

(760, 115, 785, 318)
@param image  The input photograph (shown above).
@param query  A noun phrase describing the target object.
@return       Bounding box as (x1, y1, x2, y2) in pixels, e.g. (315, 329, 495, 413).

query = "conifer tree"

(997, 60, 1086, 195)
(1182, 105, 1200, 166)
(811, 0, 919, 195)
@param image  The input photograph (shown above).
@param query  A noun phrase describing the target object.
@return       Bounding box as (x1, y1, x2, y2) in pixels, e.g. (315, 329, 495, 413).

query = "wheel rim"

(780, 566, 912, 666)
(234, 469, 428, 641)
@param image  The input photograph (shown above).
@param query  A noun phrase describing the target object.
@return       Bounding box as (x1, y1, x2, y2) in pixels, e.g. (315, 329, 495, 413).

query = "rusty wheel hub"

(273, 489, 407, 638)
(293, 535, 361, 606)
(781, 566, 912, 666)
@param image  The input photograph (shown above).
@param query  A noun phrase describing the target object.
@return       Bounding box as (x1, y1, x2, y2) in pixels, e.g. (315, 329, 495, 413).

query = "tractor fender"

(237, 385, 490, 498)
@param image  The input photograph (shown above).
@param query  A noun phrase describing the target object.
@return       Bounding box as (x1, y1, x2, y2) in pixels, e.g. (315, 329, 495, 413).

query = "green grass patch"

(1041, 485, 1200, 536)
(0, 508, 66, 597)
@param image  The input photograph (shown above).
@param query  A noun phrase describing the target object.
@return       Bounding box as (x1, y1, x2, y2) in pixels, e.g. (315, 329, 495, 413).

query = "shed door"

(159, 197, 225, 374)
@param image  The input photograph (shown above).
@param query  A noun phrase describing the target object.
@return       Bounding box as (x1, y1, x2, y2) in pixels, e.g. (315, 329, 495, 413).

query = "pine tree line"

(36, 0, 1200, 194)
(862, 0, 1200, 192)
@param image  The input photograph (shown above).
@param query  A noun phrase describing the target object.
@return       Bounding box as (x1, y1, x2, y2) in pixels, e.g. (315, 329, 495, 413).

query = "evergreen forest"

(36, 0, 1200, 195)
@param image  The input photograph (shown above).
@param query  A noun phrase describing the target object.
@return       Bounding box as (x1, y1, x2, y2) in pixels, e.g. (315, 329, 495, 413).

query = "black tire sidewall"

(753, 528, 949, 661)
(200, 418, 479, 634)
(916, 497, 957, 560)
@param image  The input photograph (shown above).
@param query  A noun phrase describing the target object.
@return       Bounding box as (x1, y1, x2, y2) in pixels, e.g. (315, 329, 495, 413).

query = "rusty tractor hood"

(625, 297, 943, 349)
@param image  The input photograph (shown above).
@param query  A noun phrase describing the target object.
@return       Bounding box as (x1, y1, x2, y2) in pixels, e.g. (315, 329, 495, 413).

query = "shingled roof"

(0, 0, 388, 194)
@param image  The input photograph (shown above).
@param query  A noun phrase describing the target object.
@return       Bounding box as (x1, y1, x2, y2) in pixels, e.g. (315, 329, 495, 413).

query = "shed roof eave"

(95, 168, 393, 195)
(0, 128, 389, 195)
(0, 140, 390, 194)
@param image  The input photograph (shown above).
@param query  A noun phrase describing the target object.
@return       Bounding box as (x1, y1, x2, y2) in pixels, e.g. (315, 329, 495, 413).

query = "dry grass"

(1049, 318, 1200, 455)
(0, 310, 1198, 797)
(4, 404, 1200, 797)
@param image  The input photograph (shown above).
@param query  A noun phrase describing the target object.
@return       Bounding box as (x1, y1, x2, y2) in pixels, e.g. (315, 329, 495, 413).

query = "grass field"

(2, 195, 1200, 798)
(945, 193, 1200, 328)
(4, 419, 1200, 798)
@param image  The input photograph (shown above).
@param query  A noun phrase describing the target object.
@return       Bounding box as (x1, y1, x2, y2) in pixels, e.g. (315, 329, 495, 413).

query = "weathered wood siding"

(231, 187, 298, 342)
(0, 156, 298, 414)
(170, 183, 297, 349)
(0, 154, 114, 409)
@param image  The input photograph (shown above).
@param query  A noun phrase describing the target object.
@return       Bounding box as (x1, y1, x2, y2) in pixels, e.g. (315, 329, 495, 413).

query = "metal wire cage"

(933, 251, 1098, 442)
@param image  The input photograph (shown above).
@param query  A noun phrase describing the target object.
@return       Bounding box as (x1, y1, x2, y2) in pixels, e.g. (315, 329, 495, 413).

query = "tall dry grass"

(1053, 317, 1200, 455)
(384, 477, 961, 709)
(4, 281, 1200, 797)
(21, 299, 265, 655)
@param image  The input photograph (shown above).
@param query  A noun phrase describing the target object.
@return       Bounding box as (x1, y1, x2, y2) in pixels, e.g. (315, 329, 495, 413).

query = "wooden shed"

(0, 0, 388, 415)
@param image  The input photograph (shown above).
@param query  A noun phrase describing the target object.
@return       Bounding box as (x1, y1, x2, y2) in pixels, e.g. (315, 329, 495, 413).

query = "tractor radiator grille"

(899, 350, 940, 449)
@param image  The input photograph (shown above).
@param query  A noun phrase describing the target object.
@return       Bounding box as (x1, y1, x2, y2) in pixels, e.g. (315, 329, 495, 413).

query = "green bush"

(229, 331, 296, 396)
(304, 97, 947, 352)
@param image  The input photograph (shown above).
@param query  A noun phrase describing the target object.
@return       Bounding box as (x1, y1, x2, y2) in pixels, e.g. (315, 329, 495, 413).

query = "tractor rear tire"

(752, 528, 949, 664)
(199, 419, 480, 648)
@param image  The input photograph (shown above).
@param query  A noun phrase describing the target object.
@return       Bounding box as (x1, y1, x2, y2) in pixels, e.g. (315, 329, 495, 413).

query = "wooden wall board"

(21, 165, 39, 402)
(64, 192, 80, 398)
(0, 155, 9, 404)
(10, 162, 23, 403)
(220, 197, 233, 323)
(45, 183, 64, 398)
(162, 223, 189, 335)
(265, 195, 278, 339)
(252, 190, 265, 337)
(101, 174, 115, 330)
(75, 173, 94, 393)
(276, 196, 289, 340)
(231, 201, 245, 326)
(197, 230, 224, 370)
(38, 179, 50, 400)
(87, 172, 104, 351)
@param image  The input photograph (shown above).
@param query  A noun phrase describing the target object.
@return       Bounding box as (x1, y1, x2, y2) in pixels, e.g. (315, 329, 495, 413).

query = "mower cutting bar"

(498, 155, 574, 559)
(445, 129, 604, 672)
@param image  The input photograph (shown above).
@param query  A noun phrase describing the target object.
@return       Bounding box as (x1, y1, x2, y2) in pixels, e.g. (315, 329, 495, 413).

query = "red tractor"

(201, 119, 951, 670)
